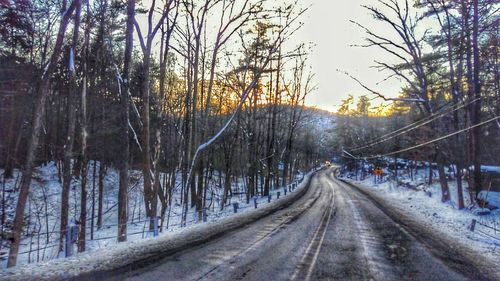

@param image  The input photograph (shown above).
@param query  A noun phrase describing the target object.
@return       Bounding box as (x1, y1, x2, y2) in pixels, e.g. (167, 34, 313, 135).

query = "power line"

(355, 115, 500, 160)
(342, 149, 359, 159)
(349, 97, 481, 152)
(353, 100, 457, 146)
(349, 98, 480, 151)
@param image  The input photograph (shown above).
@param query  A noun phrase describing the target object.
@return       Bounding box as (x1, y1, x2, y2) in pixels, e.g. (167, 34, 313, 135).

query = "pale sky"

(297, 0, 404, 112)
(136, 0, 408, 113)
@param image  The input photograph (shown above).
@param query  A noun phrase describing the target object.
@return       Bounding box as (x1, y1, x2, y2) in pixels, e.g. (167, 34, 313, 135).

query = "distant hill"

(296, 106, 337, 159)
(300, 106, 337, 131)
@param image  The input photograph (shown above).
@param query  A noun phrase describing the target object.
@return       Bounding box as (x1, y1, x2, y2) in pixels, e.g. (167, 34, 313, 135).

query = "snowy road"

(86, 168, 495, 281)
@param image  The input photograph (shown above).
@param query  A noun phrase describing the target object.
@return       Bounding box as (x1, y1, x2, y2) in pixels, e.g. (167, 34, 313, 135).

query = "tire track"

(291, 173, 335, 281)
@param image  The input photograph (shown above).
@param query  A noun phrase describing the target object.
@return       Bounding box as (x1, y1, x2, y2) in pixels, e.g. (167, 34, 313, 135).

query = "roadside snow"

(478, 191, 500, 208)
(341, 174, 499, 264)
(0, 169, 315, 281)
(0, 161, 308, 268)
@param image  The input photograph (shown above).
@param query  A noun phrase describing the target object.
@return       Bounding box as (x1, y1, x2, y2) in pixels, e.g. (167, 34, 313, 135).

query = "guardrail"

(2, 175, 308, 266)
(468, 216, 500, 246)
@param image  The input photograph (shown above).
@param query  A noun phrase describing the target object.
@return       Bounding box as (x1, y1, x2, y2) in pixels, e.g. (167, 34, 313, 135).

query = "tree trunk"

(196, 160, 204, 221)
(4, 96, 18, 179)
(181, 54, 192, 226)
(471, 0, 482, 196)
(78, 0, 91, 252)
(7, 0, 78, 267)
(97, 163, 105, 229)
(221, 167, 232, 210)
(141, 50, 156, 229)
(444, 3, 465, 209)
(117, 0, 135, 242)
(436, 151, 450, 202)
(428, 160, 433, 185)
(91, 160, 96, 239)
(59, 0, 82, 252)
(463, 0, 477, 198)
(78, 160, 87, 252)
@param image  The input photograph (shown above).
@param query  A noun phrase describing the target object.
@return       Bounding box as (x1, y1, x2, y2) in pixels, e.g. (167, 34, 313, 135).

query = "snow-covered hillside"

(338, 162, 500, 256)
(299, 107, 337, 157)
(0, 162, 306, 268)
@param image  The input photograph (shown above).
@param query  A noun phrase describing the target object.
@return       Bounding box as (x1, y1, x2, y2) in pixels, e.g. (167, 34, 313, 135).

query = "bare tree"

(425, 0, 467, 208)
(7, 0, 79, 267)
(180, 2, 307, 223)
(58, 0, 82, 252)
(470, 0, 482, 195)
(282, 53, 313, 185)
(354, 0, 451, 202)
(155, 0, 179, 231)
(78, 0, 92, 252)
(134, 0, 176, 229)
(117, 0, 135, 242)
(182, 0, 265, 219)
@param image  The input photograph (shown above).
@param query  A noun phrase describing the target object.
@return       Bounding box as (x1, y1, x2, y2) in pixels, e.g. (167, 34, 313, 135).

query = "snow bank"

(480, 166, 500, 173)
(0, 171, 316, 281)
(477, 191, 500, 207)
(341, 177, 499, 267)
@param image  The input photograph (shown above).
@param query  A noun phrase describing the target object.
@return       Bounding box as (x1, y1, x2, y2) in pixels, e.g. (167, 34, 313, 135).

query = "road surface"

(89, 168, 495, 281)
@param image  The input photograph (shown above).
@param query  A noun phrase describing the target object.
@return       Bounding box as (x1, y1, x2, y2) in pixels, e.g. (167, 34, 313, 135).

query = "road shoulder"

(338, 178, 500, 281)
(0, 171, 318, 281)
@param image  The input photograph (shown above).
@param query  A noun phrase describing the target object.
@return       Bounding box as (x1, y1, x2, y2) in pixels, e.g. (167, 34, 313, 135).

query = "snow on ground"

(480, 166, 500, 173)
(0, 170, 315, 280)
(0, 162, 307, 269)
(339, 166, 499, 262)
(478, 191, 500, 208)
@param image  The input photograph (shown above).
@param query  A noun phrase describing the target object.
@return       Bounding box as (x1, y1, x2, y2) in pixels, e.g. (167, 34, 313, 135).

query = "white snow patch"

(478, 191, 500, 207)
(480, 166, 500, 173)
(339, 170, 499, 263)
(0, 164, 316, 280)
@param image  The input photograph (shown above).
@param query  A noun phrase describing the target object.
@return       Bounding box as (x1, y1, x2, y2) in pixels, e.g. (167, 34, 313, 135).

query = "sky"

(296, 0, 404, 112)
(136, 0, 408, 113)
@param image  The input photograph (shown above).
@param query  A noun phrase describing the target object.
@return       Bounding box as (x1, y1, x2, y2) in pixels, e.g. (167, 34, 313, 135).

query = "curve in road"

(88, 168, 495, 281)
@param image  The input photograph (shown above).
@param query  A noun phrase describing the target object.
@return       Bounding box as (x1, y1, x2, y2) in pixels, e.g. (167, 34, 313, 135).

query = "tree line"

(334, 0, 499, 209)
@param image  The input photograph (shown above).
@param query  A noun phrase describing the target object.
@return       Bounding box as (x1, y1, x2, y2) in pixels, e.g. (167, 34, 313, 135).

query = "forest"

(0, 0, 337, 267)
